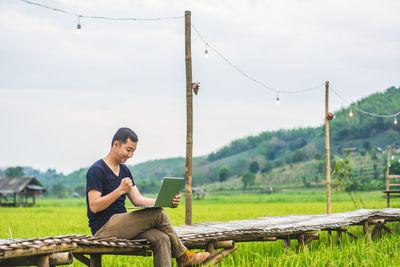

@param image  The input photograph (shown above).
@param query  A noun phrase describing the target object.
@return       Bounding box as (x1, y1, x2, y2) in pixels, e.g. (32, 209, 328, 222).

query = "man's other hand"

(172, 194, 181, 208)
(118, 177, 133, 194)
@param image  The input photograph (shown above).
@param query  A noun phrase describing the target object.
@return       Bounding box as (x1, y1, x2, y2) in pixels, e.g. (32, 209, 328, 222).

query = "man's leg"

(94, 208, 186, 257)
(94, 209, 209, 266)
(137, 229, 171, 267)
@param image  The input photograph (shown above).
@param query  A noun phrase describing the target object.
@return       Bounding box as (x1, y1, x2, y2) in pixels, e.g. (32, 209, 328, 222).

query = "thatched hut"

(0, 177, 46, 207)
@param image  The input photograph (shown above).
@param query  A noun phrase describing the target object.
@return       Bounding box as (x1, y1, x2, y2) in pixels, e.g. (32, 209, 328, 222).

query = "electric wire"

(17, 0, 397, 109)
(191, 23, 324, 94)
(18, 0, 324, 96)
(331, 87, 400, 118)
(19, 0, 184, 21)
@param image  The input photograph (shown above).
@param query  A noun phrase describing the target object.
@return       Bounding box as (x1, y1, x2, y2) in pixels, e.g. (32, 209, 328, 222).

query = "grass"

(1, 190, 399, 266)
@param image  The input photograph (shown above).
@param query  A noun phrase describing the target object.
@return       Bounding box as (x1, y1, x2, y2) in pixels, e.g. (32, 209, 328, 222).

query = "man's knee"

(147, 208, 168, 220)
(153, 207, 167, 215)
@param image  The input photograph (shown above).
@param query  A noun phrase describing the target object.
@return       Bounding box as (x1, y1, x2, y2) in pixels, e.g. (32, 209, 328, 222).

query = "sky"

(0, 0, 399, 174)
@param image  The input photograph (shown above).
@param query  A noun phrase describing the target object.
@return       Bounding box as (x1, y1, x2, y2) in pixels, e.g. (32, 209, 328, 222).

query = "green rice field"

(1, 190, 400, 266)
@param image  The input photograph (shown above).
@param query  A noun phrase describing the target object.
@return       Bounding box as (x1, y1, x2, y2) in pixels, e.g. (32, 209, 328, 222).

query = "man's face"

(114, 138, 137, 163)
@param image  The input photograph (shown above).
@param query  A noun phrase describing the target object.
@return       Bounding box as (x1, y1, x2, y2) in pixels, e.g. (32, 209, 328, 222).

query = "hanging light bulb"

(394, 116, 398, 125)
(349, 108, 354, 118)
(76, 16, 82, 34)
(204, 43, 209, 58)
(275, 92, 280, 105)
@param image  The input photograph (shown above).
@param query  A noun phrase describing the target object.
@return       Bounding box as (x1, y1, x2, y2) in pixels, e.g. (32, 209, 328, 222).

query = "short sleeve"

(86, 166, 105, 193)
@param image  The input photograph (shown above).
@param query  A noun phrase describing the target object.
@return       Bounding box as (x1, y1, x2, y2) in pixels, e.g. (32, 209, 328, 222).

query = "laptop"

(127, 177, 185, 209)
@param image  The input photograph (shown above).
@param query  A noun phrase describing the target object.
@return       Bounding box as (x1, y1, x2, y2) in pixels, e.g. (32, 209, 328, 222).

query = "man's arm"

(127, 186, 156, 206)
(127, 186, 181, 208)
(88, 177, 132, 213)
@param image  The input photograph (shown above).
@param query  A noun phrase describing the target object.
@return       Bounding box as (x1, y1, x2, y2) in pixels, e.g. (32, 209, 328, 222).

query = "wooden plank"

(72, 247, 151, 255)
(1, 243, 76, 260)
(1, 252, 74, 267)
(0, 255, 44, 266)
(3, 209, 400, 264)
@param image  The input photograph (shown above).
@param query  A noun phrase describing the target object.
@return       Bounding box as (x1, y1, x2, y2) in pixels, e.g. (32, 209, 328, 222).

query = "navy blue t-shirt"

(86, 159, 135, 235)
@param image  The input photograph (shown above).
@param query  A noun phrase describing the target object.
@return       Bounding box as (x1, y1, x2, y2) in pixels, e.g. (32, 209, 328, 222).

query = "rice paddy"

(1, 190, 399, 266)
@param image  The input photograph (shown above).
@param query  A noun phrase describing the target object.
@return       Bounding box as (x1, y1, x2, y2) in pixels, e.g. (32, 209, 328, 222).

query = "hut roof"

(0, 177, 46, 194)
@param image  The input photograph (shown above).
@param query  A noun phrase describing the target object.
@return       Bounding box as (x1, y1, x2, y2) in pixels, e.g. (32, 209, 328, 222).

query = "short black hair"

(111, 127, 138, 147)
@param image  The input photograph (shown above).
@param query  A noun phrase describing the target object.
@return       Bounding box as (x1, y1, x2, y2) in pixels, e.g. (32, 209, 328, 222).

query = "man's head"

(111, 127, 138, 163)
(111, 127, 138, 147)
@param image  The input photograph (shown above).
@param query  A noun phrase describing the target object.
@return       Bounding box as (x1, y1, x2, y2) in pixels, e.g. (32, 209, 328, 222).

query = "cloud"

(0, 0, 399, 172)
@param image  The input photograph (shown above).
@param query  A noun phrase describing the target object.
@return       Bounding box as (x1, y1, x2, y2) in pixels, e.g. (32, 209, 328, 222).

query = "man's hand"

(118, 177, 133, 194)
(172, 194, 181, 208)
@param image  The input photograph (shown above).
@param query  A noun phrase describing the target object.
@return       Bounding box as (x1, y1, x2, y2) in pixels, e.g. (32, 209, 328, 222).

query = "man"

(86, 127, 210, 267)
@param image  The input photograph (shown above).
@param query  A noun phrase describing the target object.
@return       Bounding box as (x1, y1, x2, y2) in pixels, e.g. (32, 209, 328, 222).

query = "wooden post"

(363, 221, 372, 241)
(386, 147, 391, 208)
(90, 254, 102, 267)
(336, 230, 342, 247)
(327, 230, 332, 245)
(325, 81, 331, 214)
(207, 242, 218, 257)
(296, 234, 305, 251)
(206, 247, 237, 265)
(184, 10, 193, 225)
(282, 236, 291, 250)
(37, 255, 50, 267)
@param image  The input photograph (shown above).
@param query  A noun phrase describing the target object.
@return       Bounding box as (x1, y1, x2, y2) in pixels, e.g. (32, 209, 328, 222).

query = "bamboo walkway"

(1, 209, 400, 266)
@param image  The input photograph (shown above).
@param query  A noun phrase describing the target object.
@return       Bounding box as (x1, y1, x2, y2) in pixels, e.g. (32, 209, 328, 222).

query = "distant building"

(344, 147, 358, 153)
(192, 187, 207, 199)
(0, 177, 46, 207)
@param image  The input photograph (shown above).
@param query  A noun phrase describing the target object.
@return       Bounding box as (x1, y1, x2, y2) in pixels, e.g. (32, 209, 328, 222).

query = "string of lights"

(191, 23, 324, 96)
(18, 0, 325, 100)
(331, 87, 399, 124)
(18, 0, 394, 112)
(19, 0, 184, 22)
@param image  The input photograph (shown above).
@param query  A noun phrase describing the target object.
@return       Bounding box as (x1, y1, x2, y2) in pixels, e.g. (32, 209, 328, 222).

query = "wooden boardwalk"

(1, 208, 400, 266)
(176, 208, 400, 242)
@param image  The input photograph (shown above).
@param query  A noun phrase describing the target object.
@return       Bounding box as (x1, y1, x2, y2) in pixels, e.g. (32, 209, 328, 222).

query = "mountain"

(4, 86, 399, 195)
(127, 86, 400, 190)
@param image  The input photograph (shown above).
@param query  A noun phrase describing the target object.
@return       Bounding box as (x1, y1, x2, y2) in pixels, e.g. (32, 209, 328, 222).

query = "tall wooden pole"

(184, 10, 193, 225)
(385, 147, 391, 208)
(325, 81, 331, 214)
